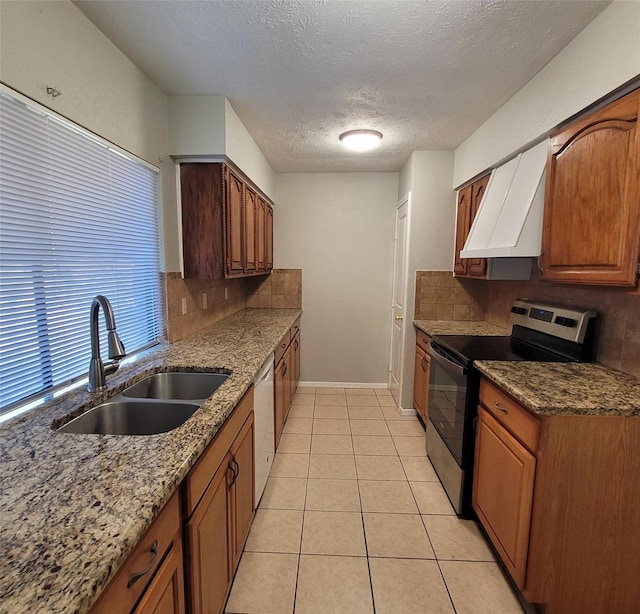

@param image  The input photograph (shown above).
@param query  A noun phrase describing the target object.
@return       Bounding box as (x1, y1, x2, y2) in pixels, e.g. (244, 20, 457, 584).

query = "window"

(0, 86, 164, 418)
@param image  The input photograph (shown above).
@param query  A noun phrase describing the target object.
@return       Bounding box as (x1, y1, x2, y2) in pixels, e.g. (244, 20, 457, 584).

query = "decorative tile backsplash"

(164, 269, 303, 342)
(414, 271, 487, 321)
(247, 269, 303, 309)
(414, 269, 639, 376)
(484, 269, 639, 376)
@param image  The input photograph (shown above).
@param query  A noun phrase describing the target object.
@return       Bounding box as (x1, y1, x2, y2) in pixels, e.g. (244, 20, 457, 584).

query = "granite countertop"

(413, 320, 509, 337)
(0, 308, 301, 614)
(476, 361, 640, 417)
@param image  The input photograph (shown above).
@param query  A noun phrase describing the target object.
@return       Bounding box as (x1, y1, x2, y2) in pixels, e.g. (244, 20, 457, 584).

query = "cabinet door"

(467, 174, 490, 278)
(541, 90, 639, 286)
(413, 345, 426, 420)
(244, 187, 258, 273)
(283, 345, 293, 421)
(266, 205, 274, 272)
(225, 169, 245, 276)
(274, 357, 287, 449)
(186, 460, 232, 614)
(292, 331, 300, 395)
(229, 414, 255, 571)
(473, 406, 535, 589)
(134, 540, 186, 614)
(257, 198, 267, 272)
(453, 186, 472, 276)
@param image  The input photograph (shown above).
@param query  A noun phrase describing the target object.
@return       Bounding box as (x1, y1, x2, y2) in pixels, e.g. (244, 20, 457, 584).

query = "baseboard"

(398, 407, 417, 416)
(298, 381, 389, 390)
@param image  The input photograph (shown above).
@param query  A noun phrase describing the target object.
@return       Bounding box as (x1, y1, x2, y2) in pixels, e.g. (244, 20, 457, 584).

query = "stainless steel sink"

(58, 400, 200, 435)
(122, 372, 229, 401)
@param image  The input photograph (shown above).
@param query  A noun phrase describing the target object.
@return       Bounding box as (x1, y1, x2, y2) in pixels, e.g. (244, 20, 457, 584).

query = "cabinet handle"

(127, 540, 158, 588)
(228, 460, 238, 489)
(283, 363, 288, 375)
(232, 458, 240, 481)
(294, 340, 299, 350)
(494, 402, 509, 414)
(420, 357, 427, 370)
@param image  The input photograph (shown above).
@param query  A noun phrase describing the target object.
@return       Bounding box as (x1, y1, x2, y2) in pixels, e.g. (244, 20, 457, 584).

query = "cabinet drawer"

(416, 330, 431, 354)
(185, 387, 254, 516)
(275, 330, 291, 364)
(91, 491, 181, 614)
(479, 379, 539, 452)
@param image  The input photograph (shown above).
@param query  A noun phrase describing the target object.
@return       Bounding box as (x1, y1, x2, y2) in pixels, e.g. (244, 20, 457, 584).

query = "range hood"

(460, 140, 547, 259)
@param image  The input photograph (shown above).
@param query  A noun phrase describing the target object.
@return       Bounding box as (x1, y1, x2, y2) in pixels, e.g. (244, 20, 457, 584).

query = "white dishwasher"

(253, 355, 275, 505)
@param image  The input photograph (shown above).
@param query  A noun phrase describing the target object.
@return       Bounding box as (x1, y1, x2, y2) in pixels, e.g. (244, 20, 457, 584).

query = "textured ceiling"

(74, 0, 610, 172)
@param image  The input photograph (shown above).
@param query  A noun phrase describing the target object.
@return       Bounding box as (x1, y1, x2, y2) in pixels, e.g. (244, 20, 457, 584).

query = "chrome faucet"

(87, 295, 126, 392)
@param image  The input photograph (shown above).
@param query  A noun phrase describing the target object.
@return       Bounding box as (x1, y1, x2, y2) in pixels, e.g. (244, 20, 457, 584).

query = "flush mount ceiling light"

(339, 129, 383, 152)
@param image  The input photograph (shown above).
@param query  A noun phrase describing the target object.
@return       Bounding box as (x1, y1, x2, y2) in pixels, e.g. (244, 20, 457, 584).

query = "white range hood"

(460, 140, 547, 259)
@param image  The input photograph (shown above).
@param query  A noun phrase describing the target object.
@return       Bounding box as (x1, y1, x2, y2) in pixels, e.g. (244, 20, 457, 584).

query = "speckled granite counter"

(0, 308, 301, 614)
(476, 361, 640, 417)
(413, 320, 509, 337)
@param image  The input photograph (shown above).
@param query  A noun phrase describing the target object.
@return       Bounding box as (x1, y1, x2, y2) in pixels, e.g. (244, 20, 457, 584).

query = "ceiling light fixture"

(339, 129, 383, 152)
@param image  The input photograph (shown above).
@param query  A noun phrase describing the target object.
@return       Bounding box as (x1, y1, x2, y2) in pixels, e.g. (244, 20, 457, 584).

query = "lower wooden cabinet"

(274, 319, 301, 450)
(473, 405, 535, 589)
(412, 330, 431, 423)
(185, 389, 255, 614)
(186, 458, 232, 614)
(474, 378, 640, 614)
(90, 492, 183, 614)
(134, 539, 186, 614)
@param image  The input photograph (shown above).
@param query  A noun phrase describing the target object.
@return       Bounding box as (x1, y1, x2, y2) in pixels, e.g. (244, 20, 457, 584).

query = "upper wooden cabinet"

(180, 162, 274, 280)
(540, 89, 640, 286)
(454, 173, 491, 279)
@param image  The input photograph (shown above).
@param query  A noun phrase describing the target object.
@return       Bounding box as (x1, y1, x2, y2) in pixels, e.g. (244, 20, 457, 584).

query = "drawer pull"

(127, 540, 158, 588)
(420, 357, 427, 370)
(494, 402, 509, 414)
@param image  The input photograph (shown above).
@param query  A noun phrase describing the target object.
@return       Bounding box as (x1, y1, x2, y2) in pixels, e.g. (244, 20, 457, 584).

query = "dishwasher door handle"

(430, 344, 467, 376)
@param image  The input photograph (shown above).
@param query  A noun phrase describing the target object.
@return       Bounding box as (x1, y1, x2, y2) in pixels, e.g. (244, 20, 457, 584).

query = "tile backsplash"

(415, 271, 487, 321)
(164, 269, 302, 342)
(414, 269, 639, 376)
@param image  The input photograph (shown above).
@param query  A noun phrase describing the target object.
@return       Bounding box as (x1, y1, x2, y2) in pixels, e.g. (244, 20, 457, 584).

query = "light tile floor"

(225, 387, 524, 614)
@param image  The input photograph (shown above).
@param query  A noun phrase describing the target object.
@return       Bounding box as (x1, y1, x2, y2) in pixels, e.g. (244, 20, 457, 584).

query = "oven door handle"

(430, 344, 467, 376)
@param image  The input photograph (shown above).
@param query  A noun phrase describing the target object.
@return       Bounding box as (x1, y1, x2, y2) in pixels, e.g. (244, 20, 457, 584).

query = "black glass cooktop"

(431, 335, 523, 368)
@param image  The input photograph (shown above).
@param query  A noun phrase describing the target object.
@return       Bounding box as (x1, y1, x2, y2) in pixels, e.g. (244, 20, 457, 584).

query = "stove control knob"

(511, 306, 527, 315)
(554, 316, 576, 327)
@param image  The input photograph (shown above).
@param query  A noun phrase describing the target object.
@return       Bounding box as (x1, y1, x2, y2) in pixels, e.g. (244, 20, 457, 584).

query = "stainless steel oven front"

(425, 341, 479, 517)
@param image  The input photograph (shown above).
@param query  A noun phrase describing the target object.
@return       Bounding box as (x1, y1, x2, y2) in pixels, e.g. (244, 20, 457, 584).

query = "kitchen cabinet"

(184, 387, 254, 614)
(473, 378, 640, 614)
(454, 173, 490, 279)
(243, 185, 258, 273)
(412, 329, 431, 424)
(180, 162, 274, 280)
(133, 539, 186, 614)
(274, 318, 301, 449)
(90, 492, 183, 614)
(473, 404, 535, 589)
(540, 88, 640, 287)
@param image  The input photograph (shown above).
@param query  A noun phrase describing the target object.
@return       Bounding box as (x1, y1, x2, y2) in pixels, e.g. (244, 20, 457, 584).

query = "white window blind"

(0, 86, 164, 415)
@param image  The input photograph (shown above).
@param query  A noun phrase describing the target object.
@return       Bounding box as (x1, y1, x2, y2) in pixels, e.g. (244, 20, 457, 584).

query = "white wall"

(0, 0, 182, 271)
(225, 100, 276, 200)
(398, 151, 455, 409)
(275, 173, 399, 384)
(168, 95, 227, 158)
(454, 0, 640, 186)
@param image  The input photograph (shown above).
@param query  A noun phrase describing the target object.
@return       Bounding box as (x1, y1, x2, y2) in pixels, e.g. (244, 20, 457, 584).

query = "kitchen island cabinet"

(540, 88, 639, 287)
(473, 374, 640, 614)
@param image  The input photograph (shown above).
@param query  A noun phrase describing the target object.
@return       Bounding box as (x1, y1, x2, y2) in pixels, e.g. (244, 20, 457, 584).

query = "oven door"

(427, 343, 468, 466)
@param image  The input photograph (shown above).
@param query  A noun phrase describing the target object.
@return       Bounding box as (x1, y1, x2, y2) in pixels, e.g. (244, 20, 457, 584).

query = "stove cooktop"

(431, 335, 523, 368)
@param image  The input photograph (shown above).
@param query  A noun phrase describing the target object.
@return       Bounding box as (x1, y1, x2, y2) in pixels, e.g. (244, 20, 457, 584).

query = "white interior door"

(389, 195, 409, 403)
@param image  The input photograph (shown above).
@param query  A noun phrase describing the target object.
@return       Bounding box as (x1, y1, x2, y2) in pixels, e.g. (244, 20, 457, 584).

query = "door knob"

(395, 315, 404, 321)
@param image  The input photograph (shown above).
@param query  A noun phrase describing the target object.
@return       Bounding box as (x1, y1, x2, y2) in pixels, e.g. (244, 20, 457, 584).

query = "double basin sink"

(58, 371, 229, 436)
